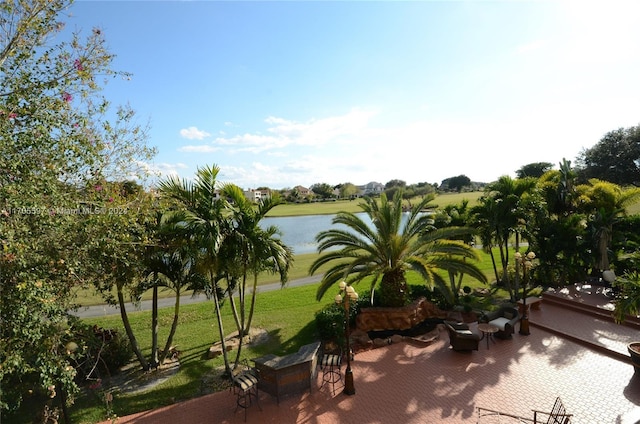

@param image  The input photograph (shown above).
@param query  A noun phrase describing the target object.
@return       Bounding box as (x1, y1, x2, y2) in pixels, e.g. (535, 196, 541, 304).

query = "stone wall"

(355, 297, 447, 332)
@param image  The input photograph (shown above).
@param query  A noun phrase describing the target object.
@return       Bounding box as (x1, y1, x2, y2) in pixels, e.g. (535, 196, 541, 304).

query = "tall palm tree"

(310, 191, 487, 307)
(472, 175, 536, 300)
(579, 179, 640, 272)
(157, 165, 233, 374)
(219, 184, 293, 366)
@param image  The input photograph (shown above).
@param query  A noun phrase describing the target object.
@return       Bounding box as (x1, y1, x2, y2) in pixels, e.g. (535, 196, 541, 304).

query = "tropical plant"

(219, 184, 293, 366)
(577, 179, 640, 272)
(612, 252, 640, 324)
(310, 191, 487, 307)
(470, 175, 536, 300)
(157, 165, 234, 374)
(144, 218, 208, 366)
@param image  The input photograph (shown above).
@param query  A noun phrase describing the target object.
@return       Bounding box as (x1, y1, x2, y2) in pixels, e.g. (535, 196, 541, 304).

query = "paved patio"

(104, 296, 640, 424)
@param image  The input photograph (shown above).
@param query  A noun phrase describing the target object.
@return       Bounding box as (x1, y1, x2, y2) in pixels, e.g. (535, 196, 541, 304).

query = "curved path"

(71, 275, 323, 318)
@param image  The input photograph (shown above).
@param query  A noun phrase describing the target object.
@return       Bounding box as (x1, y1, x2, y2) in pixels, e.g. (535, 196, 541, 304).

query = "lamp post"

(335, 281, 358, 396)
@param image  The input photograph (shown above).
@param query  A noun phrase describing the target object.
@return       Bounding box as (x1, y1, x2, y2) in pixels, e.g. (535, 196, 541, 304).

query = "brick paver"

(105, 324, 640, 424)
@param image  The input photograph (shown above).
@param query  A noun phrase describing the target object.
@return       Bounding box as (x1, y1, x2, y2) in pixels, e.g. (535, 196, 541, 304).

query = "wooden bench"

(477, 396, 572, 423)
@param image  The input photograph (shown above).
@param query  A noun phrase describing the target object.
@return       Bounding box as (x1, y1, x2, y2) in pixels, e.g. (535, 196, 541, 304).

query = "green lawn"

(266, 191, 484, 217)
(67, 283, 330, 424)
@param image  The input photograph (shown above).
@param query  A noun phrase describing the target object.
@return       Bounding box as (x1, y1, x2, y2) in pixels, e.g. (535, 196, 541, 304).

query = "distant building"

(294, 185, 312, 197)
(358, 181, 384, 196)
(243, 188, 271, 203)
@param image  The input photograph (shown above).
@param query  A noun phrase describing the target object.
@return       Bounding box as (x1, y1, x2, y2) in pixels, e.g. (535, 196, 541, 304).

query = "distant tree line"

(280, 122, 640, 199)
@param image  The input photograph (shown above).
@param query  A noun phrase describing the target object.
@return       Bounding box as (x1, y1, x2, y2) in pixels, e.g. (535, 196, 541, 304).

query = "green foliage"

(576, 124, 640, 186)
(310, 182, 335, 199)
(516, 162, 554, 179)
(311, 190, 487, 308)
(0, 0, 155, 414)
(613, 269, 640, 324)
(314, 304, 346, 346)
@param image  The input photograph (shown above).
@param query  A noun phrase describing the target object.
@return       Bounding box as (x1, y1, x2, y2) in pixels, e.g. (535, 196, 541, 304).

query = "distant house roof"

(358, 182, 384, 194)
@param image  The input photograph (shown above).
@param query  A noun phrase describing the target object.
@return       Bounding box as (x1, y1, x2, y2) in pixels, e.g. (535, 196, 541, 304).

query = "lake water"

(260, 214, 366, 255)
(261, 212, 413, 255)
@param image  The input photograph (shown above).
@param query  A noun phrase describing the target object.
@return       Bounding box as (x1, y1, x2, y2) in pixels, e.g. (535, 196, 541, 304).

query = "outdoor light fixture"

(335, 281, 358, 395)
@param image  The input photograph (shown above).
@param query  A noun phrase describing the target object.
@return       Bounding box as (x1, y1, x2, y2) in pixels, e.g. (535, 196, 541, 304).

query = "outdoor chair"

(319, 347, 342, 395)
(482, 305, 520, 339)
(476, 396, 572, 423)
(444, 321, 481, 351)
(231, 359, 261, 422)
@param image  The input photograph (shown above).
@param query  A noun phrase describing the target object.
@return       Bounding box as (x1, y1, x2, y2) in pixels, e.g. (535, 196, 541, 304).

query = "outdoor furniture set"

(445, 303, 525, 352)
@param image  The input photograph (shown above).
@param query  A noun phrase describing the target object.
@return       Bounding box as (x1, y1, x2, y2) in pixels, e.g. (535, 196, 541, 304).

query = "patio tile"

(104, 320, 640, 424)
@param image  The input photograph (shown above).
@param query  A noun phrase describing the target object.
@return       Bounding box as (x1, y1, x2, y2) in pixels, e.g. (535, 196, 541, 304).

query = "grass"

(68, 283, 329, 423)
(266, 191, 484, 217)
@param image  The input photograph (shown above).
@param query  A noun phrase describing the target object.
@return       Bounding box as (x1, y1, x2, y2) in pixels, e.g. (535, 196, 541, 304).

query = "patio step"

(527, 288, 640, 365)
(541, 289, 640, 330)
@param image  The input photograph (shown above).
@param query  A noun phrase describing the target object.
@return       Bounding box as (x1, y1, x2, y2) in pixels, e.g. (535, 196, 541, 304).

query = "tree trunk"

(379, 268, 408, 307)
(151, 285, 159, 369)
(160, 288, 181, 364)
(117, 285, 149, 371)
(244, 273, 259, 335)
(210, 271, 231, 376)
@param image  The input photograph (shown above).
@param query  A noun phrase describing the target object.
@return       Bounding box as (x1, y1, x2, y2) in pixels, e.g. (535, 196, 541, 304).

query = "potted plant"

(611, 265, 640, 373)
(459, 286, 479, 323)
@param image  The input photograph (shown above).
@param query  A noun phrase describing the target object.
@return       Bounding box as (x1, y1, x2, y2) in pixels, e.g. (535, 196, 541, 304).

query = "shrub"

(314, 302, 358, 349)
(408, 284, 451, 310)
(71, 323, 133, 382)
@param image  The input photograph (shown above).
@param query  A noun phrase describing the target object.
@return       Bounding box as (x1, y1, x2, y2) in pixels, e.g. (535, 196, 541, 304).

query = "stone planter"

(628, 342, 640, 373)
(355, 297, 447, 332)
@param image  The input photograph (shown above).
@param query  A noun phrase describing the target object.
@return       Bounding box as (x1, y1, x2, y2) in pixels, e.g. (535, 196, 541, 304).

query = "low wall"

(356, 297, 447, 332)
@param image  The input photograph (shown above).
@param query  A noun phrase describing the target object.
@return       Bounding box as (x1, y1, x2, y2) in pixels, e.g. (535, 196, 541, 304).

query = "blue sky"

(67, 0, 640, 189)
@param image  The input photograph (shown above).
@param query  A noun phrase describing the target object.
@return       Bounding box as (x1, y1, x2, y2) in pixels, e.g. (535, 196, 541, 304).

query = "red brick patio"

(101, 288, 640, 424)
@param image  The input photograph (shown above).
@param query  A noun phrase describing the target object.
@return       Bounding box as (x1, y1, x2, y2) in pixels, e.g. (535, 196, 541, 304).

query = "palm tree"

(579, 179, 640, 272)
(157, 165, 233, 375)
(471, 175, 536, 300)
(144, 229, 207, 365)
(219, 184, 293, 366)
(310, 191, 487, 307)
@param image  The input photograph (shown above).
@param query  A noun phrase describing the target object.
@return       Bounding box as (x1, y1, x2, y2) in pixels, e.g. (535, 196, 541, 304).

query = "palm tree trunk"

(210, 271, 231, 376)
(151, 285, 159, 368)
(117, 285, 149, 371)
(244, 273, 259, 335)
(160, 288, 181, 364)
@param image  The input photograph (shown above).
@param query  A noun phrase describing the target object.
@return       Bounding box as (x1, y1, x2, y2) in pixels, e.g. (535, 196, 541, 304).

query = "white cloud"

(179, 145, 220, 153)
(179, 126, 211, 140)
(210, 108, 378, 155)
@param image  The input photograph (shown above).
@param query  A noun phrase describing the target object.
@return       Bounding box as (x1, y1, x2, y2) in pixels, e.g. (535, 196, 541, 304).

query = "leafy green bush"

(408, 284, 451, 310)
(71, 323, 133, 382)
(314, 302, 359, 348)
